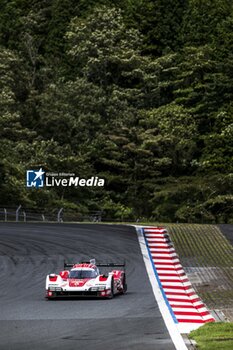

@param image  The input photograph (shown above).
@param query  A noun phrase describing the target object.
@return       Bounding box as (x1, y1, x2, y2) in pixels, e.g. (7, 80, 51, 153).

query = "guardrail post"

(42, 214, 45, 221)
(23, 211, 26, 222)
(4, 208, 7, 222)
(57, 208, 63, 223)
(16, 205, 22, 222)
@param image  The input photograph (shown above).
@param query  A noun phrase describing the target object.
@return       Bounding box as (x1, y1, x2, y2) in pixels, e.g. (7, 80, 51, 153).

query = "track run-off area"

(0, 223, 178, 350)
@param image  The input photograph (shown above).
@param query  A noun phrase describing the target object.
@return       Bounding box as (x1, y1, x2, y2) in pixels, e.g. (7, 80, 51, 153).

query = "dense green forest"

(0, 0, 233, 222)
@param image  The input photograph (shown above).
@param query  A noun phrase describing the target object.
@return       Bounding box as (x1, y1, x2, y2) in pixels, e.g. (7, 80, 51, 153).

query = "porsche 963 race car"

(45, 259, 127, 299)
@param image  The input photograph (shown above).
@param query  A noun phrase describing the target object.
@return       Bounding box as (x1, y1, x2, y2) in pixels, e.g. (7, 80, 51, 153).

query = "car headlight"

(49, 287, 62, 291)
(89, 286, 106, 291)
(98, 286, 106, 291)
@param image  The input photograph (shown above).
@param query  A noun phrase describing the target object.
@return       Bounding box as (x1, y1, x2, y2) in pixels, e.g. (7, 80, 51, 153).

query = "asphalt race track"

(0, 223, 175, 350)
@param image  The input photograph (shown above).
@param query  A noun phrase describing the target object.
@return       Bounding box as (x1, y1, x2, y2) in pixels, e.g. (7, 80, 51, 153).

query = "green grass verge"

(165, 224, 233, 267)
(163, 224, 233, 310)
(190, 322, 233, 350)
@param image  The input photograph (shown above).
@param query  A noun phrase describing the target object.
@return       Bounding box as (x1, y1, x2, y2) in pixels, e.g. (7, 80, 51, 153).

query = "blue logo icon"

(26, 168, 45, 188)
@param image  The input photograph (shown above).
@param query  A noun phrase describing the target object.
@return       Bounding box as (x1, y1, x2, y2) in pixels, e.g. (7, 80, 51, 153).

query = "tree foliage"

(0, 1, 232, 222)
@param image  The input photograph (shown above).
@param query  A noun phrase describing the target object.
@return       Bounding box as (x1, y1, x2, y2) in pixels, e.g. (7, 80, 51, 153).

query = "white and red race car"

(45, 259, 127, 299)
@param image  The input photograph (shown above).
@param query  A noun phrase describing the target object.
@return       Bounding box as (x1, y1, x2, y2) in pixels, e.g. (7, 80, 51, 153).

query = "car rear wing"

(64, 262, 75, 269)
(64, 260, 126, 270)
(97, 263, 125, 268)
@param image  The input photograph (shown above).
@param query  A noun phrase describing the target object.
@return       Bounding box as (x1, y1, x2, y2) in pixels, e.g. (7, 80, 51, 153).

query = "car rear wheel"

(46, 290, 57, 299)
(108, 277, 114, 299)
(122, 274, 127, 294)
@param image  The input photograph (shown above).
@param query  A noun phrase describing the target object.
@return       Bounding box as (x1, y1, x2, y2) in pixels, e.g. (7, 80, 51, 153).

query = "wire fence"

(0, 206, 105, 223)
(0, 206, 139, 223)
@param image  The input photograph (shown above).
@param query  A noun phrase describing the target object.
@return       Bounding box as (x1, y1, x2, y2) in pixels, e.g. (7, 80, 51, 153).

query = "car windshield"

(69, 269, 97, 279)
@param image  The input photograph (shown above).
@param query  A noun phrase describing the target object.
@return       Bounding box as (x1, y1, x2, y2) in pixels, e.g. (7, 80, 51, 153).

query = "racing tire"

(46, 291, 57, 300)
(122, 274, 127, 294)
(108, 277, 114, 299)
